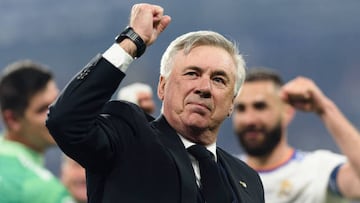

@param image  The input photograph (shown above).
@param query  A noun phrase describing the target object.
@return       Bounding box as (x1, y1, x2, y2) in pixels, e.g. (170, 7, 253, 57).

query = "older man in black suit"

(46, 3, 264, 203)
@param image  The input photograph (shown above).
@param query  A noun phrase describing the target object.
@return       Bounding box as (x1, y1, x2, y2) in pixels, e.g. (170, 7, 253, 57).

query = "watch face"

(127, 30, 138, 41)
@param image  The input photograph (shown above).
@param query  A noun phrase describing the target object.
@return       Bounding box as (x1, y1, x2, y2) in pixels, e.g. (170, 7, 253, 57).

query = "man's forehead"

(237, 81, 278, 102)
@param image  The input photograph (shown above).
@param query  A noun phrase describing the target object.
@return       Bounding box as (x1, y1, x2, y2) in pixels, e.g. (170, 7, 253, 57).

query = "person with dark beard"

(232, 68, 360, 203)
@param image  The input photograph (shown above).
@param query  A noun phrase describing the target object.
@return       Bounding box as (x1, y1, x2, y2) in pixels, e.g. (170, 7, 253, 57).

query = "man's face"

(232, 81, 285, 156)
(137, 91, 156, 114)
(18, 80, 59, 152)
(158, 45, 237, 143)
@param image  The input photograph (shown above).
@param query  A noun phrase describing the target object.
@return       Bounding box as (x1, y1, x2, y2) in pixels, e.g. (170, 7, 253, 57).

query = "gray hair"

(117, 82, 153, 105)
(160, 30, 246, 96)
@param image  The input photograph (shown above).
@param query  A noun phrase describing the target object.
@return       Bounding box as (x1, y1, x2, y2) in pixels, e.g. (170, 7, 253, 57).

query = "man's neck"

(4, 132, 45, 154)
(246, 144, 294, 171)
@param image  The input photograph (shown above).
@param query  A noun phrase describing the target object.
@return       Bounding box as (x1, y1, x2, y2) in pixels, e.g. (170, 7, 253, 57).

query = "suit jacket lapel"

(152, 115, 198, 203)
(217, 149, 253, 203)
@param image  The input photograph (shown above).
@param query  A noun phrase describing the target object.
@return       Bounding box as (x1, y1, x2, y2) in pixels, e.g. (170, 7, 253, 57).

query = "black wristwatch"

(115, 26, 146, 58)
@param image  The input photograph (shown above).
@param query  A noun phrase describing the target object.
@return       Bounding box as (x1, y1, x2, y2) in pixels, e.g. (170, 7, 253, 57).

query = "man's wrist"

(115, 26, 146, 58)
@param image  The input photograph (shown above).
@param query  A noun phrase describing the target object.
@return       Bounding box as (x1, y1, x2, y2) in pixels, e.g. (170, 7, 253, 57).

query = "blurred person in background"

(0, 60, 74, 202)
(117, 82, 156, 115)
(232, 67, 360, 203)
(61, 154, 87, 203)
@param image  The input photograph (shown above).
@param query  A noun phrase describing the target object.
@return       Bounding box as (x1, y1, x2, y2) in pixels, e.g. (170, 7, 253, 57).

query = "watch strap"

(115, 26, 146, 58)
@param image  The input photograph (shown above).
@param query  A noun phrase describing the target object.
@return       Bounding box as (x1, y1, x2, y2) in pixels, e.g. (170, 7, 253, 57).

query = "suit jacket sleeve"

(46, 54, 131, 172)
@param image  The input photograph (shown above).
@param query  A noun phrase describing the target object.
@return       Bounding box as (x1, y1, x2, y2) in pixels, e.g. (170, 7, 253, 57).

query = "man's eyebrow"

(184, 66, 201, 71)
(234, 103, 244, 109)
(212, 70, 231, 81)
(253, 101, 267, 108)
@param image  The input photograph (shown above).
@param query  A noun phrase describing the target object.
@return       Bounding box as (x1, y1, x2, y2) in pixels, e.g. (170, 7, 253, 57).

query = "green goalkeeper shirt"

(0, 136, 75, 203)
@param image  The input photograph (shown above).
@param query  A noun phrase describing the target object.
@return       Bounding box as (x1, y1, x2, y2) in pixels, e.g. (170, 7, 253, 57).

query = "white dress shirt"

(179, 134, 217, 187)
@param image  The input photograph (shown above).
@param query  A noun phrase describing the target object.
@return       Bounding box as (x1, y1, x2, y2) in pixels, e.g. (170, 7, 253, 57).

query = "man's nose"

(195, 78, 211, 98)
(240, 108, 259, 125)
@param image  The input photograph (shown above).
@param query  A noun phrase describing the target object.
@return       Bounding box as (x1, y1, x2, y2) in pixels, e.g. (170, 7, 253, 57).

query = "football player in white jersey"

(233, 68, 360, 203)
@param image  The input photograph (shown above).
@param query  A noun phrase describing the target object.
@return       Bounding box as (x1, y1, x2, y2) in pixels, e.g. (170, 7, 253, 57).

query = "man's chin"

(185, 114, 210, 127)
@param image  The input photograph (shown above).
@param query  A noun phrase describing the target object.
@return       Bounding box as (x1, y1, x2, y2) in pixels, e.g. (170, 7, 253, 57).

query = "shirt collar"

(178, 134, 217, 161)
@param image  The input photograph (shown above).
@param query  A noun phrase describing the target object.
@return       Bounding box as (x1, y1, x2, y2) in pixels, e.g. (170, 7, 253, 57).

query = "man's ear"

(228, 96, 235, 117)
(157, 75, 166, 101)
(3, 109, 21, 131)
(283, 103, 296, 127)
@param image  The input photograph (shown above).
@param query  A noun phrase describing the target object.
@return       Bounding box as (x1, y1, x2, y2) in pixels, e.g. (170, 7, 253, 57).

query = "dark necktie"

(187, 144, 233, 203)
